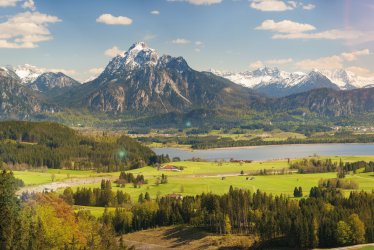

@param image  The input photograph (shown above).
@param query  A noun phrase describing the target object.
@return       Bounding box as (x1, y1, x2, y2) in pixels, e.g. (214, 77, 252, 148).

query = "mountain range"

(210, 67, 374, 97)
(1, 42, 374, 123)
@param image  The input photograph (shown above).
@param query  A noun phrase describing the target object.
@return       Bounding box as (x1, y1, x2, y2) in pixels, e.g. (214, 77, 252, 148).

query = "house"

(166, 194, 183, 200)
(160, 165, 181, 172)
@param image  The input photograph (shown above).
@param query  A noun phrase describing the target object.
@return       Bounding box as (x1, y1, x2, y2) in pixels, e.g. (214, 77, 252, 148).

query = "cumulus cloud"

(250, 0, 295, 12)
(172, 38, 190, 44)
(104, 46, 124, 57)
(0, 11, 61, 48)
(296, 49, 370, 70)
(256, 19, 366, 41)
(150, 10, 160, 15)
(96, 14, 133, 25)
(250, 0, 316, 11)
(256, 19, 315, 33)
(0, 0, 18, 7)
(22, 0, 35, 10)
(167, 0, 222, 5)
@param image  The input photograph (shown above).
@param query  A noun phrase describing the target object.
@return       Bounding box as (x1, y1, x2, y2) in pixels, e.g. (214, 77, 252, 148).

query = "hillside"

(0, 121, 159, 171)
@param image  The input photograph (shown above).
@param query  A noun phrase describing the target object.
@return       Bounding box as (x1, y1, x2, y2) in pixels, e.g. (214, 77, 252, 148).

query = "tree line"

(99, 186, 373, 249)
(0, 121, 169, 172)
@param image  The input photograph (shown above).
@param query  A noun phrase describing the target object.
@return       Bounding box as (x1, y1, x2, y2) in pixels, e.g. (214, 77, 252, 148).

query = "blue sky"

(0, 0, 373, 81)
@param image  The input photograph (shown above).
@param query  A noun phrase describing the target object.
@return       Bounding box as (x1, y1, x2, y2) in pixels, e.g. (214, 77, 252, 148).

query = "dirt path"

(16, 176, 117, 195)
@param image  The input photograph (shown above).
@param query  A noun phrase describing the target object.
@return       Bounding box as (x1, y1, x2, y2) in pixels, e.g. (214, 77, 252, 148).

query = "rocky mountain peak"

(6, 64, 44, 85)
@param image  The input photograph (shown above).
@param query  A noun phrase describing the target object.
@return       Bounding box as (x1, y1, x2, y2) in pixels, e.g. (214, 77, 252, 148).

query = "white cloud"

(256, 20, 367, 42)
(104, 46, 124, 57)
(297, 56, 343, 70)
(341, 49, 370, 61)
(250, 0, 295, 12)
(88, 67, 104, 75)
(0, 0, 18, 7)
(249, 60, 264, 69)
(256, 19, 315, 33)
(150, 10, 160, 15)
(96, 14, 132, 26)
(0, 11, 61, 49)
(296, 49, 370, 70)
(302, 3, 315, 10)
(195, 41, 204, 46)
(167, 0, 222, 5)
(172, 38, 190, 44)
(22, 0, 35, 10)
(250, 0, 316, 11)
(346, 67, 374, 77)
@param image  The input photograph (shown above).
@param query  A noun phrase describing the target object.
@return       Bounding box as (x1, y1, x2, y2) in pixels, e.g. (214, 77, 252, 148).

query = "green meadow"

(14, 155, 374, 218)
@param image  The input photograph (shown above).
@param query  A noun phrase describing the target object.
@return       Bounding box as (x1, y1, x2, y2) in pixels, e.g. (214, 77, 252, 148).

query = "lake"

(153, 143, 374, 161)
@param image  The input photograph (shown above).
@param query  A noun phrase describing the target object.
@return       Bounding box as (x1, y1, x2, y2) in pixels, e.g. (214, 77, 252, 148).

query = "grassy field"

(14, 169, 113, 186)
(14, 155, 374, 218)
(74, 206, 116, 217)
(67, 171, 373, 202)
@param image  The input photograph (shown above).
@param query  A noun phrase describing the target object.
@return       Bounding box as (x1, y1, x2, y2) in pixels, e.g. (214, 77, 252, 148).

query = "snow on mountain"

(6, 64, 44, 85)
(210, 67, 374, 97)
(320, 69, 374, 89)
(102, 42, 159, 77)
(209, 67, 306, 89)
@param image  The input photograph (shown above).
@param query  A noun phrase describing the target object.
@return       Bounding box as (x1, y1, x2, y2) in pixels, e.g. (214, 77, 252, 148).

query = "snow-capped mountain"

(321, 69, 374, 90)
(210, 67, 374, 97)
(6, 64, 44, 85)
(55, 42, 258, 113)
(30, 72, 81, 92)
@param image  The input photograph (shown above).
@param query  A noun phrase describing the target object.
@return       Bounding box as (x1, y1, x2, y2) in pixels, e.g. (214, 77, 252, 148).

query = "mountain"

(211, 67, 373, 97)
(275, 87, 374, 116)
(6, 64, 44, 85)
(55, 42, 263, 114)
(321, 69, 374, 90)
(0, 67, 56, 118)
(29, 72, 81, 92)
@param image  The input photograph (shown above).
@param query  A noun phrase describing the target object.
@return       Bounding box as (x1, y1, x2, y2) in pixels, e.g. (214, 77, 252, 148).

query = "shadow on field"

(162, 226, 210, 248)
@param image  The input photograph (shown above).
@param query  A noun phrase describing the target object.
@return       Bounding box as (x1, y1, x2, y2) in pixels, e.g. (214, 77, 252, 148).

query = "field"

(14, 169, 114, 186)
(120, 226, 255, 250)
(15, 155, 374, 218)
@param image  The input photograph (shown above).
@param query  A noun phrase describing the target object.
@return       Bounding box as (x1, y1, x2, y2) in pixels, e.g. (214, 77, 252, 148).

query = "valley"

(1, 1, 374, 249)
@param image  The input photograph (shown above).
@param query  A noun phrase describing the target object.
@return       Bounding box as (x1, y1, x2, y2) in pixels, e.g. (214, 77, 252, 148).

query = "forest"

(0, 121, 168, 172)
(60, 181, 374, 249)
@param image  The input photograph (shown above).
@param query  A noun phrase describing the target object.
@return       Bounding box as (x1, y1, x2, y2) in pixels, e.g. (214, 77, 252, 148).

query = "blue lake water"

(153, 143, 374, 161)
